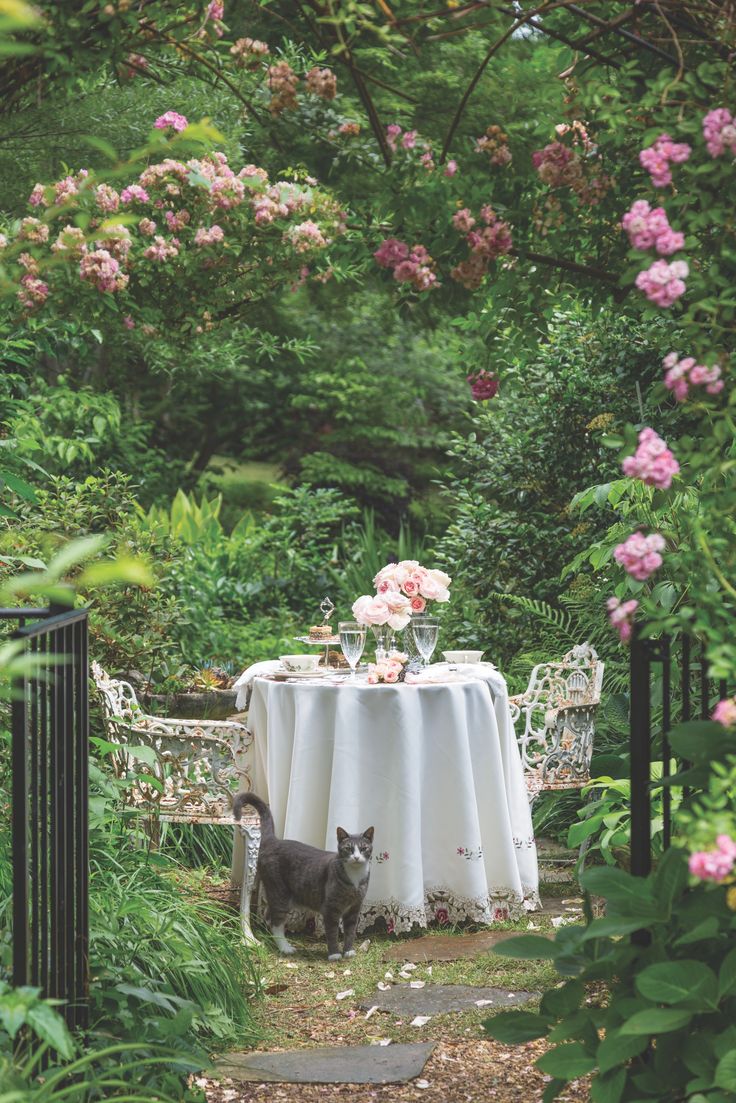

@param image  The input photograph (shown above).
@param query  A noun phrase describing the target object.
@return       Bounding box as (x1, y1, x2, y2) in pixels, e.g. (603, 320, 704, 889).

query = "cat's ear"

(336, 826, 348, 842)
(363, 826, 375, 842)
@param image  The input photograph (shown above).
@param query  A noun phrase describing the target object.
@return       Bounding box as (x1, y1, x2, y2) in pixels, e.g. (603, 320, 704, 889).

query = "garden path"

(202, 856, 591, 1103)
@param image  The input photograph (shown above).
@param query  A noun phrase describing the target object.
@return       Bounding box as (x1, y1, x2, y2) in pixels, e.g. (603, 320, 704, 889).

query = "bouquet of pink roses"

(372, 560, 451, 613)
(367, 651, 409, 684)
(352, 589, 413, 629)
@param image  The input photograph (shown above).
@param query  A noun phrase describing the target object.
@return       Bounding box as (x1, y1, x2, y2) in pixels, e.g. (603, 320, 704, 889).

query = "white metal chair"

(91, 662, 261, 942)
(509, 643, 604, 807)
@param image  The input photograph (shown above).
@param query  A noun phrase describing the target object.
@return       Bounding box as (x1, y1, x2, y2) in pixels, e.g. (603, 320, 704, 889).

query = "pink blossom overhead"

(474, 125, 512, 166)
(17, 275, 49, 310)
(121, 184, 150, 205)
(622, 427, 680, 489)
(713, 697, 736, 727)
(305, 66, 337, 100)
(607, 597, 638, 643)
(153, 111, 189, 132)
(79, 248, 128, 293)
(401, 130, 418, 150)
(702, 107, 736, 158)
(689, 835, 736, 882)
(29, 183, 47, 207)
(267, 62, 299, 114)
(386, 123, 402, 151)
(374, 238, 437, 291)
(467, 368, 499, 401)
(452, 209, 476, 233)
(19, 218, 49, 244)
(621, 200, 685, 255)
(193, 224, 225, 246)
(635, 258, 688, 307)
(95, 184, 120, 212)
(639, 132, 691, 187)
(444, 160, 458, 177)
(663, 352, 724, 400)
(207, 0, 224, 19)
(613, 531, 665, 581)
(230, 37, 269, 65)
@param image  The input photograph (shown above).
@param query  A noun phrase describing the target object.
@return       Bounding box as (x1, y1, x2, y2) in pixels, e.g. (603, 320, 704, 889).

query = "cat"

(233, 791, 374, 960)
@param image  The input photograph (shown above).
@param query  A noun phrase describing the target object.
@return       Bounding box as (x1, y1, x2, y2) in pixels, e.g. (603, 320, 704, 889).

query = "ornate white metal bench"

(91, 662, 261, 942)
(509, 643, 604, 806)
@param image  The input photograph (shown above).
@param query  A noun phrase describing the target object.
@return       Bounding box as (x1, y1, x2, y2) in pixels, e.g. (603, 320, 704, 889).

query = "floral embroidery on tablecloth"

(374, 851, 390, 863)
(513, 835, 536, 850)
(456, 845, 483, 860)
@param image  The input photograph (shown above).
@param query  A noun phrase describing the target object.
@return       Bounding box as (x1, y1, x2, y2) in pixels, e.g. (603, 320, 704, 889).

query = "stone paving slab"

(211, 1043, 435, 1084)
(359, 984, 538, 1016)
(382, 929, 548, 962)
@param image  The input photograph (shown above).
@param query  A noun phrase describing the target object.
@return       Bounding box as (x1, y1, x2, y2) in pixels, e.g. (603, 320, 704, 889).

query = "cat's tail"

(233, 791, 275, 837)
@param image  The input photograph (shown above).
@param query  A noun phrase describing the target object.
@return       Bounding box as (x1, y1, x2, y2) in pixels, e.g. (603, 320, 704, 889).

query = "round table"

(244, 668, 539, 933)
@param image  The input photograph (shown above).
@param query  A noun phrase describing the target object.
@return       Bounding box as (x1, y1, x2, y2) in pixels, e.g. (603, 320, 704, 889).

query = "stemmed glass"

(339, 621, 366, 680)
(371, 624, 394, 661)
(411, 616, 439, 668)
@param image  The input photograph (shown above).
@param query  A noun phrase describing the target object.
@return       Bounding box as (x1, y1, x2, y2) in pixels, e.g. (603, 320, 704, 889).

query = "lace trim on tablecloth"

(264, 884, 541, 937)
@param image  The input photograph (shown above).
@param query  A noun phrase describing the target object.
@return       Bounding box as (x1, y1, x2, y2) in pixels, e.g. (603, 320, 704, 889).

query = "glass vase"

(371, 624, 395, 661)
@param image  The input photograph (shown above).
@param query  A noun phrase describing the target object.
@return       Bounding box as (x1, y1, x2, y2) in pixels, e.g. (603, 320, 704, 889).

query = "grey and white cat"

(234, 792, 373, 960)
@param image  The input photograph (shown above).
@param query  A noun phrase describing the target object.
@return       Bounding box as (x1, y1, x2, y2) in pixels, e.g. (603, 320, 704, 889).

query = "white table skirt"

(246, 669, 539, 934)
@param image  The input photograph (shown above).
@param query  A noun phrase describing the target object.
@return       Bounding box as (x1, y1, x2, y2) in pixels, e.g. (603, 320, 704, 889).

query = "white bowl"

(279, 654, 320, 673)
(442, 650, 485, 664)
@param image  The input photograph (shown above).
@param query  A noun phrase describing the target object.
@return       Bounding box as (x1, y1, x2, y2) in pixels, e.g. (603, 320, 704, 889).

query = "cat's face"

(336, 826, 374, 867)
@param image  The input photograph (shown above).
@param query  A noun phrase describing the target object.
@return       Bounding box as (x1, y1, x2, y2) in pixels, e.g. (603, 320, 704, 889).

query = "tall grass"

(338, 509, 426, 598)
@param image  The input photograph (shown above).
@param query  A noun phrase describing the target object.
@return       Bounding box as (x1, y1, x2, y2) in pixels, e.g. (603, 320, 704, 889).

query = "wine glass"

(371, 623, 394, 661)
(339, 621, 366, 680)
(411, 616, 439, 668)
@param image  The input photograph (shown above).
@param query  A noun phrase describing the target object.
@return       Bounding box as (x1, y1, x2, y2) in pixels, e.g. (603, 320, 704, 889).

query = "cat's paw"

(327, 952, 342, 961)
(343, 949, 356, 958)
(276, 941, 297, 955)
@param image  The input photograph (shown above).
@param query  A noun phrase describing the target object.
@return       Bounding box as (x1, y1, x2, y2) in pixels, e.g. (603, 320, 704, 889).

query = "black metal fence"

(629, 630, 728, 877)
(4, 606, 89, 1029)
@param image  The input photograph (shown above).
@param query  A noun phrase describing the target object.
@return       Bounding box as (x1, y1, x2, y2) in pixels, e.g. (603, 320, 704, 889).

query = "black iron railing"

(629, 630, 729, 877)
(4, 606, 89, 1029)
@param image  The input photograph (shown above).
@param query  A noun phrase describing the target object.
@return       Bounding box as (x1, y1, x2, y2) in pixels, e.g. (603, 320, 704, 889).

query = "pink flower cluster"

(267, 62, 299, 114)
(338, 121, 360, 137)
(353, 593, 413, 631)
(614, 531, 665, 581)
(663, 352, 724, 400)
(450, 205, 513, 290)
(79, 248, 129, 293)
(622, 428, 680, 489)
(193, 224, 224, 247)
(474, 124, 512, 166)
(287, 219, 327, 253)
(635, 259, 688, 307)
(639, 133, 691, 187)
(702, 108, 736, 158)
(532, 141, 582, 189)
(467, 369, 499, 401)
(607, 597, 638, 643)
(154, 111, 189, 133)
(305, 67, 337, 100)
(17, 275, 49, 310)
(373, 561, 451, 607)
(713, 697, 736, 728)
(367, 651, 409, 685)
(230, 37, 269, 66)
(621, 200, 684, 255)
(374, 238, 438, 292)
(19, 218, 49, 244)
(689, 835, 736, 882)
(121, 184, 149, 205)
(143, 235, 179, 262)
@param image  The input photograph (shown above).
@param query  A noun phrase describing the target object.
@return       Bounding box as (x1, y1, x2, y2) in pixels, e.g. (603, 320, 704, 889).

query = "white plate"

(271, 669, 329, 681)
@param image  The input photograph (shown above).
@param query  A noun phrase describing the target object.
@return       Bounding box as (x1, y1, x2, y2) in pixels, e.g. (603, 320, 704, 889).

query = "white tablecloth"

(246, 664, 539, 933)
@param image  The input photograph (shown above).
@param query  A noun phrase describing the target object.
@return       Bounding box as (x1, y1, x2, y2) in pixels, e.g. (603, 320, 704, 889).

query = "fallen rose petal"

(416, 1079, 430, 1089)
(359, 939, 371, 952)
(377, 981, 391, 991)
(401, 962, 417, 972)
(365, 1005, 379, 1020)
(336, 988, 355, 1000)
(384, 970, 394, 980)
(411, 1015, 431, 1027)
(475, 999, 494, 1006)
(410, 980, 426, 989)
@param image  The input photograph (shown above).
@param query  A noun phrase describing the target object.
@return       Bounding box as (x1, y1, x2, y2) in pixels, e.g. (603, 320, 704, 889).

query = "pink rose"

(435, 907, 449, 926)
(384, 669, 399, 683)
(410, 596, 426, 613)
(402, 577, 419, 596)
(352, 594, 390, 626)
(377, 578, 399, 594)
(428, 568, 451, 589)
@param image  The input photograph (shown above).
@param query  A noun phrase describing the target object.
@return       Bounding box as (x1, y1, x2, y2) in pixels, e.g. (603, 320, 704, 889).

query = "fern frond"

(487, 591, 578, 640)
